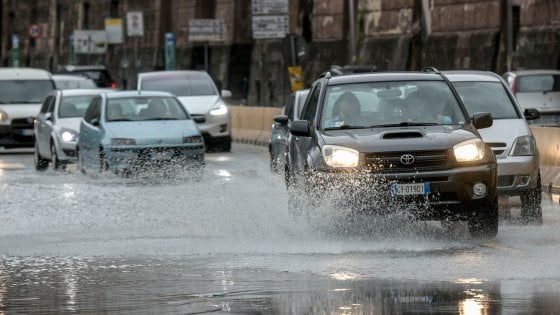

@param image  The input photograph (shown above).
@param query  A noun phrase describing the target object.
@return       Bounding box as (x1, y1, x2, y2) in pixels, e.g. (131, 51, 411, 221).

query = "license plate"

(390, 182, 430, 196)
(18, 129, 34, 136)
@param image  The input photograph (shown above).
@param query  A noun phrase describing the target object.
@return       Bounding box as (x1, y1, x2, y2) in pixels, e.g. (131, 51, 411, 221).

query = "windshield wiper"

(108, 118, 134, 122)
(145, 117, 178, 121)
(324, 124, 367, 130)
(371, 121, 439, 127)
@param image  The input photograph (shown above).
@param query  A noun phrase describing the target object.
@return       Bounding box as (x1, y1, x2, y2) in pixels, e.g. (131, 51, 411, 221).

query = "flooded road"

(0, 144, 559, 314)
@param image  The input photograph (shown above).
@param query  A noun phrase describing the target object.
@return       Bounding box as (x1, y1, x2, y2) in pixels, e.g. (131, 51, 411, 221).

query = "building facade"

(1, 0, 559, 107)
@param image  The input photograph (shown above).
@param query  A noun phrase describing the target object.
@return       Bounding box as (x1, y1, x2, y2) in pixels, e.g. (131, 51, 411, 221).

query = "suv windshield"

(141, 74, 217, 97)
(453, 82, 520, 119)
(322, 81, 465, 129)
(0, 80, 54, 104)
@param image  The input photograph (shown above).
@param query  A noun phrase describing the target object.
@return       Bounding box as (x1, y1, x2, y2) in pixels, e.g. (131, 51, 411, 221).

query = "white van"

(0, 68, 55, 148)
(445, 70, 543, 224)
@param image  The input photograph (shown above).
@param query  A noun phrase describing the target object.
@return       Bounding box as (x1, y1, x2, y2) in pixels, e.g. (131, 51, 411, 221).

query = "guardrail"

(228, 106, 560, 189)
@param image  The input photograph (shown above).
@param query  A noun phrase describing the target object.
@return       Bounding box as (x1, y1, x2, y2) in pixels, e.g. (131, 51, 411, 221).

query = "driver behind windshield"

(325, 91, 361, 128)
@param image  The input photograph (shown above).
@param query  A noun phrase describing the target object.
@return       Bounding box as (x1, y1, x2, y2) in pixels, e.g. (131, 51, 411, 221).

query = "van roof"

(0, 67, 53, 80)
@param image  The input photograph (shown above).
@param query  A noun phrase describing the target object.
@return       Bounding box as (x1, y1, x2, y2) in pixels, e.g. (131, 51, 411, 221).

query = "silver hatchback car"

(445, 70, 542, 224)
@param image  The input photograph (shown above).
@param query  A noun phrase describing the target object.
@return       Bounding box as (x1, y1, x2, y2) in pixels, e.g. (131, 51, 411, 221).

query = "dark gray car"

(287, 68, 498, 238)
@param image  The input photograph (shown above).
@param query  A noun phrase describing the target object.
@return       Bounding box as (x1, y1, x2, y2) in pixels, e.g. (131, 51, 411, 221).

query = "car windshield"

(59, 95, 100, 118)
(141, 73, 217, 96)
(106, 96, 189, 121)
(453, 82, 520, 119)
(0, 80, 54, 104)
(517, 74, 560, 93)
(321, 81, 465, 129)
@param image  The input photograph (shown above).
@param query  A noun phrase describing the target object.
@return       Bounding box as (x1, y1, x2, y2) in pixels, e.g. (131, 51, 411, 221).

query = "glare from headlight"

(183, 136, 203, 144)
(454, 138, 485, 162)
(0, 110, 7, 122)
(209, 104, 228, 116)
(111, 138, 136, 145)
(510, 136, 535, 156)
(322, 145, 359, 167)
(60, 130, 78, 142)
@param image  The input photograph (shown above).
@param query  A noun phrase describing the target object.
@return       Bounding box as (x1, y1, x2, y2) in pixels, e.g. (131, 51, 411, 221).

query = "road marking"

(0, 162, 26, 170)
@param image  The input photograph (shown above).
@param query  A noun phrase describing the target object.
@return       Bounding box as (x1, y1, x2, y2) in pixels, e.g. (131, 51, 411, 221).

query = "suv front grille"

(365, 150, 449, 172)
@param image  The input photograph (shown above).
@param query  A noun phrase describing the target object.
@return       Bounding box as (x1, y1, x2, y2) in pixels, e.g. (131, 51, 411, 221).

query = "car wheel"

(520, 174, 543, 225)
(33, 142, 49, 171)
(220, 138, 232, 152)
(467, 196, 499, 239)
(51, 143, 65, 170)
(99, 149, 108, 172)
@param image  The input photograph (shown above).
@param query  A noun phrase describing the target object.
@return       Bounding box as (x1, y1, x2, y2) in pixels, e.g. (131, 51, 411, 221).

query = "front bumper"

(0, 118, 35, 147)
(104, 144, 205, 172)
(495, 155, 540, 195)
(303, 164, 497, 220)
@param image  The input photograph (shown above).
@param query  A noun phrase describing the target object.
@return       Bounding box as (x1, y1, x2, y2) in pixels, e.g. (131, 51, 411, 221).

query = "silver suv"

(445, 70, 542, 224)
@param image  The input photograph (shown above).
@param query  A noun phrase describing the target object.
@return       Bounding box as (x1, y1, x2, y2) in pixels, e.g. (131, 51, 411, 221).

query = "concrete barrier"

(228, 107, 560, 189)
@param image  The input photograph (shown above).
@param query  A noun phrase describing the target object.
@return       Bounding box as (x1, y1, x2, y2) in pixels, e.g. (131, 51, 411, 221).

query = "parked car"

(0, 67, 56, 148)
(57, 65, 117, 89)
(34, 89, 112, 170)
(53, 74, 97, 90)
(136, 70, 232, 151)
(269, 88, 309, 174)
(287, 68, 499, 238)
(445, 70, 543, 224)
(502, 69, 560, 125)
(76, 91, 205, 175)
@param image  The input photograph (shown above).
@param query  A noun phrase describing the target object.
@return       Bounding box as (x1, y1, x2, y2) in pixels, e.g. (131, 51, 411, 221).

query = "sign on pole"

(164, 33, 176, 70)
(28, 24, 42, 39)
(126, 11, 144, 37)
(73, 30, 108, 54)
(188, 19, 225, 42)
(105, 18, 124, 44)
(252, 0, 289, 39)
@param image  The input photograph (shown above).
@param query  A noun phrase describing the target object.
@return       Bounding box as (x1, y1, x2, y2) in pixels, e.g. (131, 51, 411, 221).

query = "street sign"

(188, 19, 225, 42)
(28, 24, 42, 39)
(73, 30, 107, 54)
(105, 18, 123, 44)
(252, 15, 288, 39)
(126, 11, 144, 37)
(252, 0, 288, 15)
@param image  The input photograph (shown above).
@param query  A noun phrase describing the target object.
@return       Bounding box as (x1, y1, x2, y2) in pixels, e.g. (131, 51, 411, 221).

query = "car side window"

(40, 95, 55, 114)
(301, 83, 321, 121)
(284, 94, 295, 119)
(84, 97, 101, 124)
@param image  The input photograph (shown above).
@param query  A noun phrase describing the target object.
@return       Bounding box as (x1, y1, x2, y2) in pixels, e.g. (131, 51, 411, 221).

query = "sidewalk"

(540, 165, 560, 194)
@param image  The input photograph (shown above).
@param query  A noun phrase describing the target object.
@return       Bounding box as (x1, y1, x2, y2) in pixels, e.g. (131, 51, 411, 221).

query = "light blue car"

(77, 91, 205, 175)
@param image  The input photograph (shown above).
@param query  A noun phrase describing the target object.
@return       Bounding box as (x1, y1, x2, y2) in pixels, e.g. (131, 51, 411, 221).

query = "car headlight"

(0, 110, 7, 122)
(183, 136, 203, 144)
(510, 136, 535, 156)
(209, 104, 228, 116)
(60, 128, 78, 142)
(454, 138, 485, 162)
(111, 138, 136, 145)
(322, 145, 360, 168)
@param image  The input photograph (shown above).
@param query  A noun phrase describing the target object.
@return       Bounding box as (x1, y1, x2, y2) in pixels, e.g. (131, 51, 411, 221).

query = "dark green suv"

(287, 68, 499, 238)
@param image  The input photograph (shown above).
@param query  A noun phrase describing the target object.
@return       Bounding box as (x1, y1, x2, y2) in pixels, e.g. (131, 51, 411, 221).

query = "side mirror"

(91, 118, 100, 127)
(524, 108, 540, 120)
(290, 120, 311, 137)
(44, 112, 52, 121)
(221, 90, 232, 98)
(273, 115, 289, 126)
(472, 112, 493, 129)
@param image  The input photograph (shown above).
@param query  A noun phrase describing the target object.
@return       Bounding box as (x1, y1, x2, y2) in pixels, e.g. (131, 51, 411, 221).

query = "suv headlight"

(60, 128, 78, 142)
(0, 110, 8, 122)
(111, 138, 136, 145)
(209, 104, 228, 116)
(322, 145, 359, 167)
(454, 138, 485, 162)
(510, 136, 535, 156)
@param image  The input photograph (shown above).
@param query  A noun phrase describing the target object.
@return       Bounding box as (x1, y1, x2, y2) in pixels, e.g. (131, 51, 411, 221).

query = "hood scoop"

(382, 131, 423, 139)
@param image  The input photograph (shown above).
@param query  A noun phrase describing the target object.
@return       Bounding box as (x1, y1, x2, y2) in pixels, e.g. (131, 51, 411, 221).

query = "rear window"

(0, 80, 54, 104)
(453, 82, 520, 119)
(140, 73, 217, 96)
(59, 95, 99, 118)
(517, 74, 560, 93)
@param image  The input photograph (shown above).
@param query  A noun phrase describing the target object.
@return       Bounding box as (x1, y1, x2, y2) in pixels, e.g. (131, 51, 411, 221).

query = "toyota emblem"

(400, 154, 415, 165)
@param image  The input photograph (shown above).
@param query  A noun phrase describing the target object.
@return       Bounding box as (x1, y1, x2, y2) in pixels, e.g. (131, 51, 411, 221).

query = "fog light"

(473, 183, 487, 196)
(519, 175, 529, 186)
(219, 123, 227, 132)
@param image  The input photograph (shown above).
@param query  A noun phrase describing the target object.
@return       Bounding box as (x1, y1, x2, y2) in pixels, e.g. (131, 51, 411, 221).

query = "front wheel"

(468, 196, 499, 239)
(51, 143, 66, 170)
(520, 174, 543, 225)
(34, 142, 49, 171)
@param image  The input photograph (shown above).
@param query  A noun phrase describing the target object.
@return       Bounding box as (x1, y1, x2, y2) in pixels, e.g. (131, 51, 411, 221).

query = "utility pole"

(348, 0, 356, 64)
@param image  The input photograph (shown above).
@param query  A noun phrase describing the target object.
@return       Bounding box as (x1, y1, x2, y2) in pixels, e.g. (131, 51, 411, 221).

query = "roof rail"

(319, 71, 332, 79)
(422, 67, 441, 74)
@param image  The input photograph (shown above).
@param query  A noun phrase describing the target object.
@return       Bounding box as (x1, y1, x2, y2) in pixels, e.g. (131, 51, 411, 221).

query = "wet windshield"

(453, 81, 520, 119)
(0, 80, 54, 104)
(322, 81, 466, 129)
(106, 96, 189, 121)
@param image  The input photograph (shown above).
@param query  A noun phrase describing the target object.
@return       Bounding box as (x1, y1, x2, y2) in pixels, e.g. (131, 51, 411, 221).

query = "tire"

(468, 196, 499, 239)
(33, 142, 49, 171)
(51, 143, 65, 170)
(520, 173, 543, 225)
(220, 138, 232, 152)
(99, 149, 108, 173)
